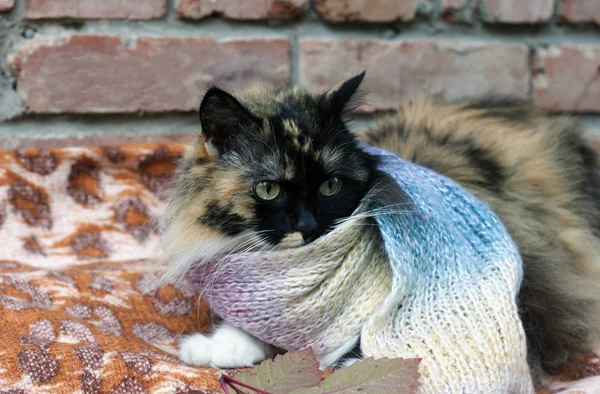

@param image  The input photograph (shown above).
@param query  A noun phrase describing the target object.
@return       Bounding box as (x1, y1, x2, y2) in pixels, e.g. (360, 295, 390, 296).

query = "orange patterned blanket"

(0, 144, 220, 393)
(0, 143, 598, 394)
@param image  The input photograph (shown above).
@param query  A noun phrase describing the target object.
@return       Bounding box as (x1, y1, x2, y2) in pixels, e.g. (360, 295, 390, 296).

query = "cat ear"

(322, 71, 366, 115)
(199, 87, 257, 155)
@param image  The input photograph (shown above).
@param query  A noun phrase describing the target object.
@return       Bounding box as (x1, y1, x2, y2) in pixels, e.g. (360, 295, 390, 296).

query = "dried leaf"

(289, 357, 421, 394)
(233, 348, 322, 393)
(220, 349, 421, 394)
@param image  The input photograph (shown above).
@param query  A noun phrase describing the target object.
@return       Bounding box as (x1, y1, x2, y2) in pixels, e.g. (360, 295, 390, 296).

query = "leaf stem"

(219, 375, 231, 394)
(219, 374, 275, 394)
(231, 385, 246, 394)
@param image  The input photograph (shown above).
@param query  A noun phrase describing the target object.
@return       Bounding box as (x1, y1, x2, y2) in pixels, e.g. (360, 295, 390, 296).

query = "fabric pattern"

(0, 143, 599, 393)
(0, 144, 221, 393)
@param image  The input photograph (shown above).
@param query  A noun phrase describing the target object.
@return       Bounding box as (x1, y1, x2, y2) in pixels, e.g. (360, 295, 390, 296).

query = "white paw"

(179, 324, 271, 369)
(210, 329, 269, 368)
(179, 333, 214, 367)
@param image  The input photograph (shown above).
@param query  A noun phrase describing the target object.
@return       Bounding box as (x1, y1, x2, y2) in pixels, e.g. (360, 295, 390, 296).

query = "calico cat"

(159, 72, 600, 376)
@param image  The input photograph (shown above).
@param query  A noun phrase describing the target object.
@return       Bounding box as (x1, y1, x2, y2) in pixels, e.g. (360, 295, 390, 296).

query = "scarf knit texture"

(185, 146, 534, 393)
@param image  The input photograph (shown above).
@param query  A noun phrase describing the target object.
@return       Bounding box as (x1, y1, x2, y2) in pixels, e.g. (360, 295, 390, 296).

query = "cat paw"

(179, 327, 269, 369)
(210, 329, 268, 368)
(179, 333, 214, 367)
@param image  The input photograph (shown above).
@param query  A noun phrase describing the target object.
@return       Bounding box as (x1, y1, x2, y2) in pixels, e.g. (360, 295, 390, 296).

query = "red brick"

(559, 0, 600, 24)
(533, 45, 600, 112)
(10, 35, 290, 114)
(0, 0, 14, 11)
(314, 0, 418, 22)
(177, 0, 307, 20)
(24, 0, 166, 20)
(299, 39, 530, 112)
(481, 0, 553, 23)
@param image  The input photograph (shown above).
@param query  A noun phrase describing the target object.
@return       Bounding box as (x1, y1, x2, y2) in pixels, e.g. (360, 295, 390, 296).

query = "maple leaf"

(219, 349, 421, 394)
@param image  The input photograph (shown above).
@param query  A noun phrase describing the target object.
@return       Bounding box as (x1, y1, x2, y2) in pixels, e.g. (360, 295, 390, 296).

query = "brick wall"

(0, 0, 599, 149)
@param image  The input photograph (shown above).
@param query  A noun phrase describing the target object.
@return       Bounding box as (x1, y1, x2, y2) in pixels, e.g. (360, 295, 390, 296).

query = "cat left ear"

(199, 87, 258, 156)
(322, 71, 366, 115)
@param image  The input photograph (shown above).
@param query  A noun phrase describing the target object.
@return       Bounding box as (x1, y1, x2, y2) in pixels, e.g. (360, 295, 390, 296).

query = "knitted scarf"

(184, 146, 534, 393)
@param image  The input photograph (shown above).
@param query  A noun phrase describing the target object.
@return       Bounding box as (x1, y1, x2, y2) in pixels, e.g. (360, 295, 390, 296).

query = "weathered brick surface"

(177, 0, 307, 20)
(314, 0, 418, 22)
(25, 0, 166, 20)
(440, 0, 471, 22)
(10, 35, 290, 114)
(441, 0, 468, 9)
(0, 0, 14, 11)
(559, 0, 600, 24)
(533, 45, 600, 112)
(300, 39, 530, 111)
(481, 0, 553, 23)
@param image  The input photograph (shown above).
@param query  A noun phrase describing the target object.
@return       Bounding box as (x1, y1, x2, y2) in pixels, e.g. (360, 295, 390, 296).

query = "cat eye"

(318, 177, 341, 197)
(255, 181, 281, 201)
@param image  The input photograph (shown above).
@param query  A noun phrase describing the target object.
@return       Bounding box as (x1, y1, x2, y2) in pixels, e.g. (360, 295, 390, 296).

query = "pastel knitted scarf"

(184, 146, 534, 393)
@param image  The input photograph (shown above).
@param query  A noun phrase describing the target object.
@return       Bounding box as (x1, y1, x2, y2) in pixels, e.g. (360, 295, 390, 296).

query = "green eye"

(255, 181, 281, 201)
(319, 177, 341, 197)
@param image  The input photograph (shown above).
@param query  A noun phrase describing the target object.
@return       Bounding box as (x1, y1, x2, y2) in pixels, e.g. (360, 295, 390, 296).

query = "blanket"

(0, 144, 220, 393)
(0, 143, 598, 393)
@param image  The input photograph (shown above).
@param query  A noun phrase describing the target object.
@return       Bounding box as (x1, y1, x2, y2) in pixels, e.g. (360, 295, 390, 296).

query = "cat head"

(159, 72, 381, 281)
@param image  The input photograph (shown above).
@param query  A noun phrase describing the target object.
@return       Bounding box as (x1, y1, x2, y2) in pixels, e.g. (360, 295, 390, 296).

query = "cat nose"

(296, 208, 317, 240)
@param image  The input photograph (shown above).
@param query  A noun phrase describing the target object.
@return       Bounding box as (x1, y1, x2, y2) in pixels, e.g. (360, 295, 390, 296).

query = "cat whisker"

(188, 228, 273, 294)
(162, 230, 265, 286)
(334, 206, 418, 225)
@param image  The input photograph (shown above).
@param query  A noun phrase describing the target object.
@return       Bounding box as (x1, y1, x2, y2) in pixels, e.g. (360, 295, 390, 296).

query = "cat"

(159, 72, 600, 377)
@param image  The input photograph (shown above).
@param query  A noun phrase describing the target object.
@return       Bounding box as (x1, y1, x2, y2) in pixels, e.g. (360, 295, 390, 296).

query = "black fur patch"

(195, 157, 210, 165)
(200, 202, 248, 236)
(576, 144, 600, 234)
(367, 119, 405, 146)
(518, 252, 592, 372)
(333, 337, 363, 369)
(465, 97, 534, 123)
(461, 144, 506, 190)
(423, 127, 506, 191)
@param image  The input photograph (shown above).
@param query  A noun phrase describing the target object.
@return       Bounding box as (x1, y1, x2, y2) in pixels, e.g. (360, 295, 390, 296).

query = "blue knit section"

(366, 146, 522, 282)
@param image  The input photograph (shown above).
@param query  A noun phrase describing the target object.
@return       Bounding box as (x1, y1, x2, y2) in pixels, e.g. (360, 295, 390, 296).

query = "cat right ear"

(198, 87, 257, 158)
(322, 71, 366, 115)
